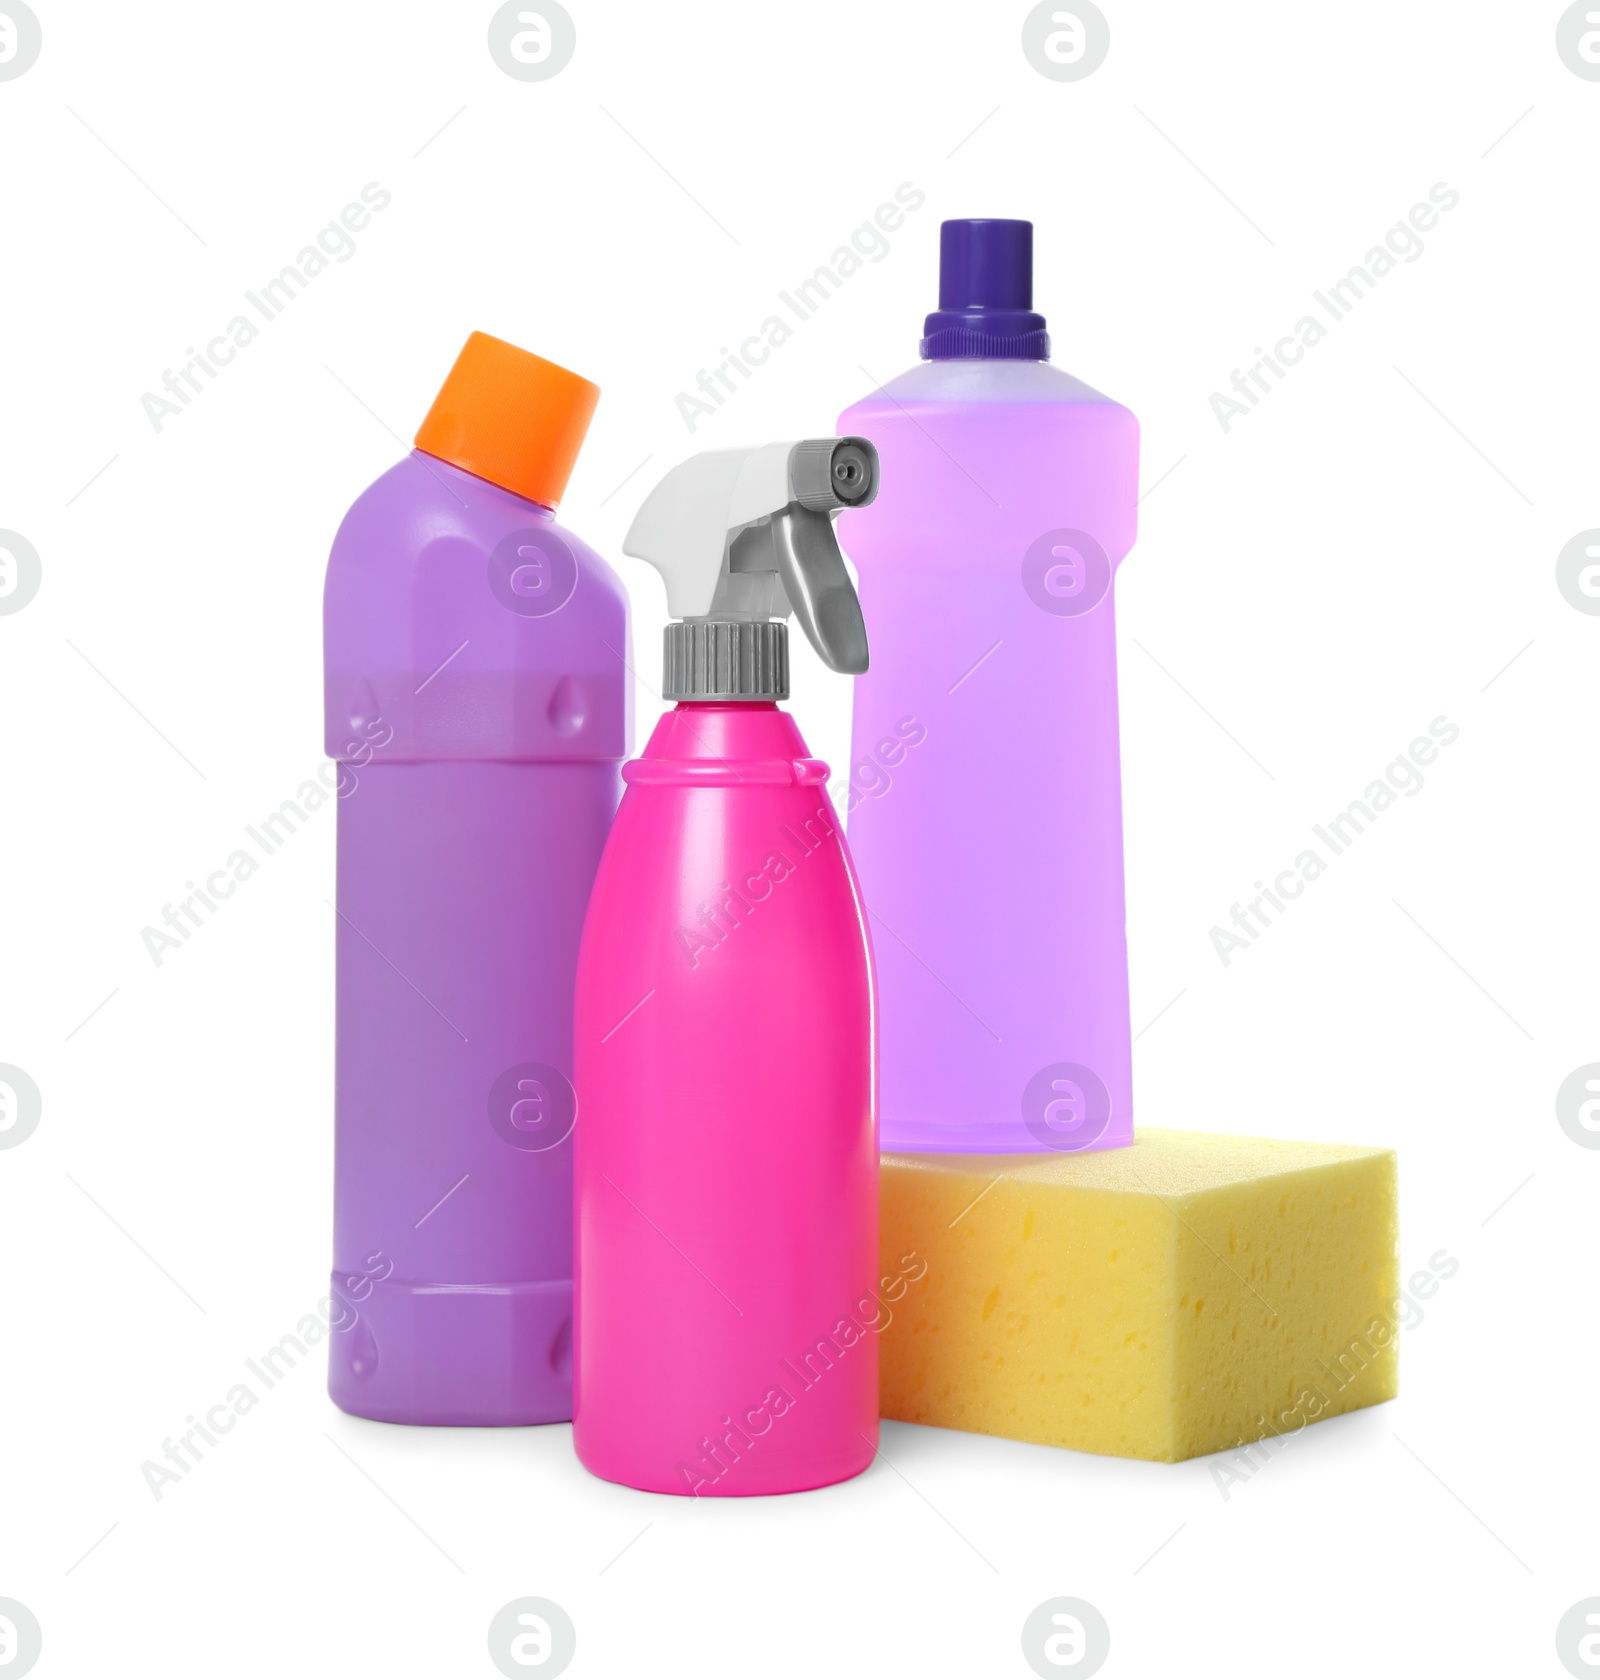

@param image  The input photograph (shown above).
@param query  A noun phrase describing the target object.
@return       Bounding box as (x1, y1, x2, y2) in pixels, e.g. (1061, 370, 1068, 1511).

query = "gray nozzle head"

(625, 437, 878, 702)
(789, 437, 879, 513)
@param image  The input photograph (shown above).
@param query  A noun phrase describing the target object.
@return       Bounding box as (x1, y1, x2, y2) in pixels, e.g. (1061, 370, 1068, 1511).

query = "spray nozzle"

(623, 439, 878, 701)
(790, 437, 877, 510)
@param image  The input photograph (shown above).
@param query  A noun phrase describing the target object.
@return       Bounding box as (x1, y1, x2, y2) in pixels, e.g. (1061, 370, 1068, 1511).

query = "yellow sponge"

(881, 1129, 1398, 1462)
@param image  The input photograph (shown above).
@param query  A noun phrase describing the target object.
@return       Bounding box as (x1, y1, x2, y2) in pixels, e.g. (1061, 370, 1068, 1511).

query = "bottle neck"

(630, 701, 816, 784)
(675, 700, 779, 711)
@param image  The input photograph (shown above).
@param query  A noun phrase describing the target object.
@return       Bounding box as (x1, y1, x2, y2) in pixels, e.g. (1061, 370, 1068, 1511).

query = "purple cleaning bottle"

(323, 332, 629, 1424)
(838, 220, 1139, 1154)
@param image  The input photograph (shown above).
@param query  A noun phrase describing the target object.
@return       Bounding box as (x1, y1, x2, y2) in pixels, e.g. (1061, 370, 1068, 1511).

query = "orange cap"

(414, 332, 599, 510)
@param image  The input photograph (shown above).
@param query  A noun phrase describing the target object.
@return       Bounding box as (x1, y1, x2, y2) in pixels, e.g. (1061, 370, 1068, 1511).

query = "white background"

(2, 2, 1595, 1676)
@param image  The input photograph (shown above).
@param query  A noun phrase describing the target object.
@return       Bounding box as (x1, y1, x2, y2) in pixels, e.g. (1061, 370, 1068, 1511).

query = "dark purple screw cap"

(921, 218, 1050, 361)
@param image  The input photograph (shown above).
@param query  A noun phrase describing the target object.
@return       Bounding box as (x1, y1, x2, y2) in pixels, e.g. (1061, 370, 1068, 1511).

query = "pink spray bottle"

(573, 440, 881, 1495)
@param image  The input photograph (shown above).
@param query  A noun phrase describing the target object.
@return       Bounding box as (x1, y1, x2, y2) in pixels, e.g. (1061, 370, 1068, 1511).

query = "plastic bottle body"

(573, 704, 878, 1495)
(838, 360, 1139, 1153)
(324, 452, 629, 1424)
